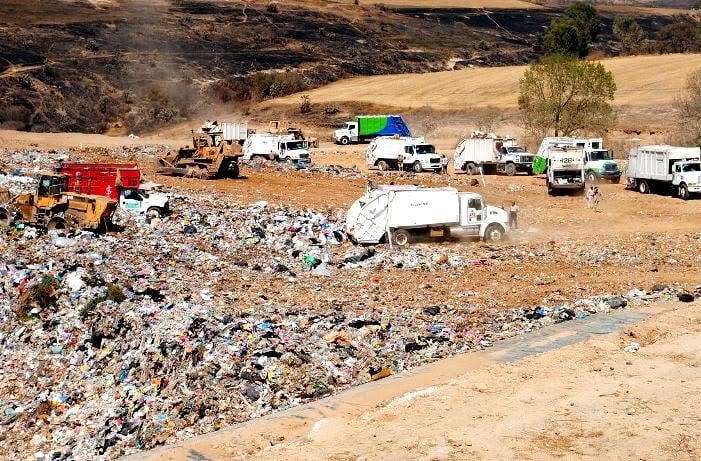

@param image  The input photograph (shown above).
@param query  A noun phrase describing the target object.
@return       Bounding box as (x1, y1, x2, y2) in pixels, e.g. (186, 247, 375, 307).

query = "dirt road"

(133, 300, 701, 461)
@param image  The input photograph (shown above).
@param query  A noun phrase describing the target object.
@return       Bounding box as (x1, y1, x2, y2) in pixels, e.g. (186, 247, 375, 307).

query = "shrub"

(299, 95, 312, 114)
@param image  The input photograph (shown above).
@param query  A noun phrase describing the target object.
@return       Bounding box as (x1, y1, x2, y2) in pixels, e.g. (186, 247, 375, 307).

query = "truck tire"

(392, 229, 411, 247)
(146, 207, 164, 219)
(340, 137, 350, 146)
(377, 160, 389, 171)
(413, 161, 423, 173)
(587, 172, 598, 183)
(547, 183, 555, 196)
(638, 180, 650, 194)
(0, 206, 12, 226)
(505, 163, 516, 176)
(484, 224, 505, 242)
(679, 183, 690, 200)
(47, 216, 69, 235)
(466, 163, 478, 174)
(229, 162, 240, 179)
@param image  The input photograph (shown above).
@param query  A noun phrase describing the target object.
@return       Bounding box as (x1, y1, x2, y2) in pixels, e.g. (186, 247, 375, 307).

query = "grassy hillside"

(266, 54, 701, 110)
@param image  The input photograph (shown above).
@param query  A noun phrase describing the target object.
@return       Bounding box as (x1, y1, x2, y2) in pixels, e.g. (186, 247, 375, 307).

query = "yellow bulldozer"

(0, 173, 118, 233)
(158, 120, 248, 179)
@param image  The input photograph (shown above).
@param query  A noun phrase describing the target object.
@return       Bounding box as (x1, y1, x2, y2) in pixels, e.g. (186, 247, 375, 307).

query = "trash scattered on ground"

(0, 148, 699, 460)
(624, 342, 641, 353)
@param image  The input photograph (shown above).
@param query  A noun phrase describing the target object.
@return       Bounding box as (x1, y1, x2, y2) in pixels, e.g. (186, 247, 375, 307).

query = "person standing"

(397, 153, 404, 173)
(509, 201, 519, 230)
(586, 186, 595, 209)
(593, 186, 602, 212)
(440, 154, 449, 174)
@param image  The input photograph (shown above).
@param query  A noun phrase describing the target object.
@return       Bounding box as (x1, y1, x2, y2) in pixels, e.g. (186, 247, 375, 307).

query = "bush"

(266, 1, 279, 13)
(249, 71, 305, 100)
(324, 104, 340, 115)
(299, 95, 312, 114)
(656, 23, 701, 53)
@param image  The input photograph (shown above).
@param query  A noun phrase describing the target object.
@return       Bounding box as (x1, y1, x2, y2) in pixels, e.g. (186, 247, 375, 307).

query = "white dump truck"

(345, 185, 509, 247)
(367, 136, 443, 173)
(546, 146, 586, 195)
(242, 133, 311, 163)
(453, 136, 534, 176)
(626, 145, 701, 199)
(534, 137, 621, 182)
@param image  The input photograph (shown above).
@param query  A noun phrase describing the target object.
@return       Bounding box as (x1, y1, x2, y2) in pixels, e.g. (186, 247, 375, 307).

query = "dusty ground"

(134, 300, 701, 461)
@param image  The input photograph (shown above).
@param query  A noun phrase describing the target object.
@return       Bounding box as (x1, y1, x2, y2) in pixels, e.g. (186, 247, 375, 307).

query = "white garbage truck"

(366, 136, 443, 173)
(242, 133, 311, 163)
(534, 137, 621, 182)
(626, 145, 701, 199)
(345, 185, 509, 247)
(453, 136, 534, 176)
(545, 146, 586, 195)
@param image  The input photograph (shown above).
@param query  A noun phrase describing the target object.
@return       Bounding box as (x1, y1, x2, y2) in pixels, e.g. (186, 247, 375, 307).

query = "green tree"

(518, 54, 617, 137)
(677, 67, 701, 145)
(613, 17, 646, 54)
(542, 1, 601, 58)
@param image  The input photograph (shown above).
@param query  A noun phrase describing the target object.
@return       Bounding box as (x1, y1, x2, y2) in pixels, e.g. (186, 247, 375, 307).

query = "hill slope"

(266, 54, 701, 111)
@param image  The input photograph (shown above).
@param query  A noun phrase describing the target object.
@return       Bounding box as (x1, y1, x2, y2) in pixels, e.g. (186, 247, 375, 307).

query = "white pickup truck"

(345, 185, 509, 246)
(626, 145, 701, 199)
(242, 133, 311, 163)
(367, 136, 443, 173)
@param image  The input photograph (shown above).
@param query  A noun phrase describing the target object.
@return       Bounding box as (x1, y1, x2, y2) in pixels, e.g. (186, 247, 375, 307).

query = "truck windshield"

(506, 146, 525, 153)
(284, 141, 307, 150)
(415, 145, 435, 155)
(342, 123, 352, 130)
(682, 163, 701, 172)
(589, 150, 612, 161)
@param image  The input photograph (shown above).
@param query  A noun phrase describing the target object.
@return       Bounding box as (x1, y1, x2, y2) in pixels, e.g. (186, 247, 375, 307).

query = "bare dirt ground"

(134, 300, 701, 461)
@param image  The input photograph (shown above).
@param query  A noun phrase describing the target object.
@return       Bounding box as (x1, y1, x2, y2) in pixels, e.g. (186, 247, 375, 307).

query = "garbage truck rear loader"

(345, 185, 509, 247)
(334, 115, 411, 145)
(546, 147, 586, 196)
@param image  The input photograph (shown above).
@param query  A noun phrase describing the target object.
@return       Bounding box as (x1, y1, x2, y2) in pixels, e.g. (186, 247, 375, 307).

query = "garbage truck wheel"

(0, 206, 12, 226)
(484, 224, 504, 242)
(47, 216, 69, 235)
(505, 163, 516, 176)
(377, 160, 389, 171)
(413, 161, 423, 173)
(638, 180, 650, 194)
(392, 229, 411, 247)
(340, 137, 350, 146)
(466, 163, 478, 174)
(146, 207, 164, 219)
(679, 183, 690, 200)
(587, 172, 598, 183)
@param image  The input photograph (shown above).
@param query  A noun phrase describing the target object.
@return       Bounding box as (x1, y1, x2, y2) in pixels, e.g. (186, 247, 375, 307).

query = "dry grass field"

(266, 54, 701, 111)
(356, 0, 542, 8)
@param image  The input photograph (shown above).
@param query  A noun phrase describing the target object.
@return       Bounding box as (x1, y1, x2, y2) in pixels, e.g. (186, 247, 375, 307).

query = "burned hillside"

(0, 0, 684, 134)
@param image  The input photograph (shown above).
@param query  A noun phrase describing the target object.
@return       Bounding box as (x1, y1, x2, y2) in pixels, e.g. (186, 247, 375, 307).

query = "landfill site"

(1, 121, 700, 461)
(2, 0, 701, 460)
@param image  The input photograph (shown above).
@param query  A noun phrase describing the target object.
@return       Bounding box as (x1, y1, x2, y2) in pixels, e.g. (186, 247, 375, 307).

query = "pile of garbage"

(244, 158, 363, 178)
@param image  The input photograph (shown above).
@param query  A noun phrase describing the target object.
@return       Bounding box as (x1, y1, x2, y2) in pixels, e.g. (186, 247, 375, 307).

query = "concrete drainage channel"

(129, 307, 651, 461)
(485, 308, 650, 363)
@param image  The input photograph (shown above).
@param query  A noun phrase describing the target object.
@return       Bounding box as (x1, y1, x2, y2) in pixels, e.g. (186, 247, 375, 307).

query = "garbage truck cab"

(345, 185, 509, 246)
